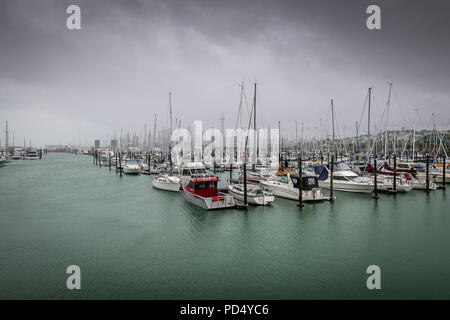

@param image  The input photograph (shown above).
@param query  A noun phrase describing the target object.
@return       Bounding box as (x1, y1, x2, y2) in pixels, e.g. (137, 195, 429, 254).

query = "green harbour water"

(0, 153, 449, 299)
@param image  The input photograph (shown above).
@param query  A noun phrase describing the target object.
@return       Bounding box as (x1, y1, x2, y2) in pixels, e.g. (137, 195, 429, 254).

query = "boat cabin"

(185, 176, 220, 197)
(289, 173, 319, 191)
(181, 162, 208, 176)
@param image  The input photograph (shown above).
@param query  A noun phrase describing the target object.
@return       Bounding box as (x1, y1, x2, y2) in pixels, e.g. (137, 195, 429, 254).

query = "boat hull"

(434, 174, 450, 184)
(261, 181, 330, 201)
(183, 187, 235, 210)
(318, 180, 374, 193)
(228, 186, 274, 205)
(411, 180, 437, 190)
(123, 167, 140, 174)
(152, 177, 181, 192)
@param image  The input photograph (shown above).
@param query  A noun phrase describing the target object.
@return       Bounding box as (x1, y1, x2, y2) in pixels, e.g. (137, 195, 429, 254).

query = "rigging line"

(378, 96, 389, 129)
(255, 84, 264, 129)
(370, 89, 384, 128)
(243, 86, 251, 118)
(323, 102, 331, 138)
(415, 108, 425, 129)
(426, 113, 433, 130)
(234, 83, 245, 130)
(244, 97, 255, 152)
(392, 85, 408, 127)
(335, 111, 344, 140)
(357, 90, 369, 134)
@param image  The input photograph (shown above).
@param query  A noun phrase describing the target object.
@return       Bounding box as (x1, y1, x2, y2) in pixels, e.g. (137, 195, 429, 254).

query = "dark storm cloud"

(0, 0, 449, 145)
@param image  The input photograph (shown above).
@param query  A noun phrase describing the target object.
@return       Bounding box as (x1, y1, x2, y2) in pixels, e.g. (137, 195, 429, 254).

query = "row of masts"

(4, 82, 447, 162)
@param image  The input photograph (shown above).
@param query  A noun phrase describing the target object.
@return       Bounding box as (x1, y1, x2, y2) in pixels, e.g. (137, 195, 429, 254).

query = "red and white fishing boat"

(183, 176, 235, 210)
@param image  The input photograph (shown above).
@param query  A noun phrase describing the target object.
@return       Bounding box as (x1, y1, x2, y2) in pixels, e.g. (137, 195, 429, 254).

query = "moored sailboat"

(227, 183, 274, 205)
(152, 174, 181, 192)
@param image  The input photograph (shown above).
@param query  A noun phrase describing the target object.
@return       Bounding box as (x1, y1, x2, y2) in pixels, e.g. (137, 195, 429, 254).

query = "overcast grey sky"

(1, 0, 449, 146)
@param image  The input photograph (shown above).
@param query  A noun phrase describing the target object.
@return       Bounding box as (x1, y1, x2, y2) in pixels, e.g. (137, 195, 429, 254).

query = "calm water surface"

(0, 153, 449, 299)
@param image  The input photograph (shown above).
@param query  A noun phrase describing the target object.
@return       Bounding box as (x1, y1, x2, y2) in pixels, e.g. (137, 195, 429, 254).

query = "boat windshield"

(334, 162, 351, 171)
(351, 176, 372, 184)
(412, 164, 426, 171)
(191, 168, 207, 175)
(126, 160, 138, 164)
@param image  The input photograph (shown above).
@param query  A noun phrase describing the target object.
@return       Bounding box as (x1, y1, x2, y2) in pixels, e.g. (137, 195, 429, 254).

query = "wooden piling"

(425, 154, 430, 193)
(243, 152, 247, 206)
(297, 157, 304, 207)
(373, 157, 379, 199)
(330, 154, 334, 200)
(393, 154, 397, 192)
(119, 152, 123, 177)
(443, 155, 446, 189)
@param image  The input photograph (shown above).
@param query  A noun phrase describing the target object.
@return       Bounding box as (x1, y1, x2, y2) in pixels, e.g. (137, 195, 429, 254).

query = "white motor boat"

(311, 162, 374, 193)
(123, 159, 140, 174)
(376, 175, 413, 193)
(26, 150, 39, 160)
(152, 174, 181, 192)
(180, 162, 210, 186)
(12, 149, 22, 160)
(261, 173, 333, 201)
(227, 183, 274, 205)
(0, 156, 6, 167)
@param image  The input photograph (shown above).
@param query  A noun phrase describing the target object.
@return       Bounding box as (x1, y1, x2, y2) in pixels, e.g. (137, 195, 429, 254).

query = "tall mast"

(385, 82, 392, 159)
(144, 124, 147, 152)
(412, 112, 416, 162)
(278, 120, 281, 168)
(5, 120, 8, 158)
(301, 122, 304, 156)
(356, 121, 359, 154)
(252, 82, 257, 171)
(120, 128, 123, 151)
(368, 87, 372, 154)
(169, 92, 173, 134)
(432, 112, 436, 156)
(238, 83, 244, 129)
(168, 92, 173, 174)
(152, 113, 157, 151)
(331, 99, 335, 145)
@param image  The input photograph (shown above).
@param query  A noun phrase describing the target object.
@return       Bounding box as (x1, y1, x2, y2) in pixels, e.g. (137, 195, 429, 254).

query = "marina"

(0, 152, 449, 299)
(1, 0, 450, 303)
(1, 81, 449, 299)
